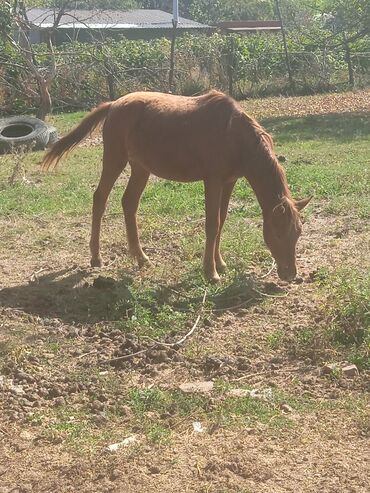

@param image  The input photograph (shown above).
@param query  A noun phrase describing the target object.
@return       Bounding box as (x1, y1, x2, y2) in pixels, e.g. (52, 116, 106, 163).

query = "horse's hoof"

(90, 257, 103, 268)
(216, 261, 227, 273)
(138, 255, 150, 268)
(205, 272, 221, 284)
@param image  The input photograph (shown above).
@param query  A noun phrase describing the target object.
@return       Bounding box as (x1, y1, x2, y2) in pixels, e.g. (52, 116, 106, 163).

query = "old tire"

(47, 126, 59, 146)
(0, 116, 50, 154)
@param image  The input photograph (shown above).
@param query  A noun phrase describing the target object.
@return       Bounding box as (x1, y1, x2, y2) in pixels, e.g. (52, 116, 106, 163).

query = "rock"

(66, 327, 80, 338)
(91, 400, 104, 412)
(48, 386, 62, 398)
(237, 357, 250, 371)
(280, 403, 293, 413)
(179, 381, 214, 394)
(120, 405, 133, 418)
(110, 469, 120, 480)
(192, 421, 206, 433)
(107, 435, 137, 452)
(293, 276, 304, 284)
(342, 364, 358, 378)
(321, 363, 338, 375)
(147, 350, 169, 364)
(227, 389, 251, 398)
(203, 356, 223, 371)
(25, 393, 39, 403)
(54, 397, 65, 407)
(92, 413, 108, 426)
(15, 371, 34, 383)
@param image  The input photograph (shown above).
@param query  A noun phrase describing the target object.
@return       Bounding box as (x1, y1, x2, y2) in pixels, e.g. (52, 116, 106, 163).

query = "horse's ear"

(294, 197, 312, 211)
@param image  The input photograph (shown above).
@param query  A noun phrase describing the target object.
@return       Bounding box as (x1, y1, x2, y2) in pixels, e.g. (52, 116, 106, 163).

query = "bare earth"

(1, 91, 370, 493)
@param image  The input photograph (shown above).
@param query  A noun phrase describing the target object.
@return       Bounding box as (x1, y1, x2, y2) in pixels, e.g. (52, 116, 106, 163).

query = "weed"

(319, 268, 370, 369)
(266, 329, 284, 350)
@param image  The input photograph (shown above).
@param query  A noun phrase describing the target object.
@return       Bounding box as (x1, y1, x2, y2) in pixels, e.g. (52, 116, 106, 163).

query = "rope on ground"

(101, 288, 207, 365)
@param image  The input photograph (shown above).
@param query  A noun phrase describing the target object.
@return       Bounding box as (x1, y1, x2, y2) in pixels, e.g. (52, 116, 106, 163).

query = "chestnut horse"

(42, 91, 310, 282)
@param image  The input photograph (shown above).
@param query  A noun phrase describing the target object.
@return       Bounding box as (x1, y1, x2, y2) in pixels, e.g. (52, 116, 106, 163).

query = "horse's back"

(104, 91, 245, 182)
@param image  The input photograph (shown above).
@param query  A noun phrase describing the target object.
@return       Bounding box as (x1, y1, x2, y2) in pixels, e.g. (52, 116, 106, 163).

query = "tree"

(188, 0, 274, 24)
(0, 1, 76, 120)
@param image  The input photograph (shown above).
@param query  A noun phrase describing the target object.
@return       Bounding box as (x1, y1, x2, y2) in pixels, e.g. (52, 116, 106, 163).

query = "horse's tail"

(42, 102, 112, 170)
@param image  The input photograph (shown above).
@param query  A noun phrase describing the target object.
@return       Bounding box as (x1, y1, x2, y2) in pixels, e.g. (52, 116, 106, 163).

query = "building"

(217, 21, 282, 35)
(27, 8, 212, 44)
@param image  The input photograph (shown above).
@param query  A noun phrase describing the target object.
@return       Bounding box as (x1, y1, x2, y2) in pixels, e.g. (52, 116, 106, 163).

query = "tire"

(47, 126, 59, 146)
(0, 116, 50, 154)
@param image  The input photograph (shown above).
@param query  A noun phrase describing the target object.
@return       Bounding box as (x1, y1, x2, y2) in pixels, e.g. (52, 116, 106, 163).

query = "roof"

(26, 8, 210, 30)
(217, 20, 282, 33)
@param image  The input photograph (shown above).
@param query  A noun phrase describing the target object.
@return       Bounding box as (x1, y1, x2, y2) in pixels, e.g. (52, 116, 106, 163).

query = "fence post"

(342, 32, 354, 89)
(275, 0, 295, 93)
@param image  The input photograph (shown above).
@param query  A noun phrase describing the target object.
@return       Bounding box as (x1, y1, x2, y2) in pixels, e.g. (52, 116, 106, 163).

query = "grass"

(318, 268, 370, 369)
(30, 382, 369, 450)
(1, 95, 369, 464)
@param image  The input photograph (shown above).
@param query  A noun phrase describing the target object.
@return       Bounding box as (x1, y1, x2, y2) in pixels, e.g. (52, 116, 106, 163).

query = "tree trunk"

(36, 78, 52, 121)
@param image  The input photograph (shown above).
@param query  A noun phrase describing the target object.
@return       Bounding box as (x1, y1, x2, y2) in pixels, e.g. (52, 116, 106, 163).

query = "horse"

(42, 90, 311, 282)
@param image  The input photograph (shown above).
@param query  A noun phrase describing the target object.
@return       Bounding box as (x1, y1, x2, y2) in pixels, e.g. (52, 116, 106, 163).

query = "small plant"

(266, 329, 284, 350)
(321, 268, 370, 369)
(7, 145, 31, 186)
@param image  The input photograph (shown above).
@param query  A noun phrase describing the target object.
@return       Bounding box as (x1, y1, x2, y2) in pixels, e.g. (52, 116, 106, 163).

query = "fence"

(0, 36, 369, 114)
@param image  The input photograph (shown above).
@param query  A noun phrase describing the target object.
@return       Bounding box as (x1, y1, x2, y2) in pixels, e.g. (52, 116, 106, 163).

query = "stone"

(321, 363, 338, 375)
(179, 381, 214, 394)
(280, 403, 293, 413)
(110, 469, 120, 480)
(91, 400, 104, 412)
(342, 364, 359, 378)
(120, 405, 133, 418)
(54, 397, 65, 407)
(227, 389, 251, 398)
(107, 435, 137, 452)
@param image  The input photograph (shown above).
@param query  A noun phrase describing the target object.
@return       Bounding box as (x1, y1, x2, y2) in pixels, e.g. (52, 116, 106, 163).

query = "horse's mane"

(244, 112, 293, 203)
(197, 91, 293, 206)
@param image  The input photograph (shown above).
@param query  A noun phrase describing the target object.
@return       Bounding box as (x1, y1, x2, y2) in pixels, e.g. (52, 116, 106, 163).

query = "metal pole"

(169, 0, 178, 93)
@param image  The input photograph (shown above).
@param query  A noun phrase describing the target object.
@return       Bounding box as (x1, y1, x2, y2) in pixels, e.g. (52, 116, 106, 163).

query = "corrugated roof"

(26, 8, 209, 30)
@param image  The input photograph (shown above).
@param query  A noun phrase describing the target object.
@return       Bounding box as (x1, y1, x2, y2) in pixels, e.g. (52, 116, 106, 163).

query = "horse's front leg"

(215, 180, 237, 272)
(122, 164, 150, 267)
(203, 179, 223, 282)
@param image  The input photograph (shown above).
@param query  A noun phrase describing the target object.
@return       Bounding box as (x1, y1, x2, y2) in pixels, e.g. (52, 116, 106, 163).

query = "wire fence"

(1, 44, 369, 114)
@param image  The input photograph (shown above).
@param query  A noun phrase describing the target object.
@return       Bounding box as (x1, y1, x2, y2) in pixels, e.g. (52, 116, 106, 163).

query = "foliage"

(0, 1, 369, 115)
(316, 268, 370, 369)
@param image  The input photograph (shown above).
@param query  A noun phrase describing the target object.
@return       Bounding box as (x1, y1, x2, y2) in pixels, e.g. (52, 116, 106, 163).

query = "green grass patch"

(318, 268, 370, 369)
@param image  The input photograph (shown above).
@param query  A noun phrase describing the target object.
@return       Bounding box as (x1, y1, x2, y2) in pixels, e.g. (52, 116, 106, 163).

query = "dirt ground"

(1, 90, 369, 492)
(1, 205, 369, 493)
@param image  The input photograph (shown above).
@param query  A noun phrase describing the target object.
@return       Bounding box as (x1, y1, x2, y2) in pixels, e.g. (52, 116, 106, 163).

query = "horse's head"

(263, 197, 311, 281)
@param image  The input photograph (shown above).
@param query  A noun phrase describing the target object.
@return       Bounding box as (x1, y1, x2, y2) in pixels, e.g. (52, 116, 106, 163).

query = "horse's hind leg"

(122, 163, 150, 267)
(215, 180, 236, 272)
(90, 147, 127, 267)
(203, 179, 223, 282)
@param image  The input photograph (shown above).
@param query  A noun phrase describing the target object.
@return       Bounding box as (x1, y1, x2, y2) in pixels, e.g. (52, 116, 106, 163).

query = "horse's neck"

(246, 154, 291, 215)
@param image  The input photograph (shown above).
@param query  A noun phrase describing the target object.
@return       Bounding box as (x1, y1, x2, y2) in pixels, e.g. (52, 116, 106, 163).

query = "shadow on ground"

(262, 111, 370, 143)
(0, 268, 265, 326)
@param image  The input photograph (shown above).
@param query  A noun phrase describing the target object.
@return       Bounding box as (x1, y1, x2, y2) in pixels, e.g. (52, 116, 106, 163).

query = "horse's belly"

(128, 148, 205, 182)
